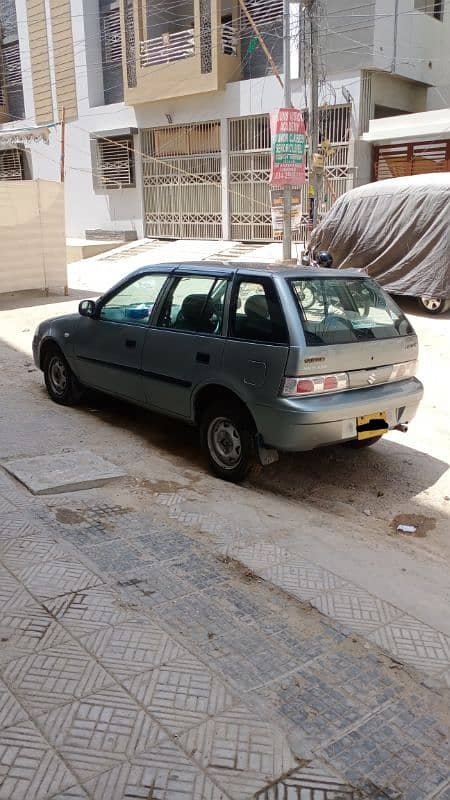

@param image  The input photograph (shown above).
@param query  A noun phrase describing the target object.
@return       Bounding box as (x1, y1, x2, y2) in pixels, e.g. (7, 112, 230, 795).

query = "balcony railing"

(140, 28, 195, 68)
(221, 21, 238, 55)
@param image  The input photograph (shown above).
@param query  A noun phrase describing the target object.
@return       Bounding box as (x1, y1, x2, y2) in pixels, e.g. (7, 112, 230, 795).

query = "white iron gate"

(229, 107, 352, 242)
(141, 122, 222, 239)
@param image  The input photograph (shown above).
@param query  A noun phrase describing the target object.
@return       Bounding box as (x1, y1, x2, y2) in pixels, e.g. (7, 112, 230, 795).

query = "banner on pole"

(270, 189, 302, 238)
(269, 108, 306, 187)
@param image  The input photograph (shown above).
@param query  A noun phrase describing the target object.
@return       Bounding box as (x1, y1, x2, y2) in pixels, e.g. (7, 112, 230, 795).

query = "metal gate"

(141, 122, 222, 239)
(229, 106, 352, 242)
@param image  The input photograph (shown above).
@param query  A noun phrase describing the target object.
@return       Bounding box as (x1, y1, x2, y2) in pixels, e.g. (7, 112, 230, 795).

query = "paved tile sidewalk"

(0, 473, 449, 800)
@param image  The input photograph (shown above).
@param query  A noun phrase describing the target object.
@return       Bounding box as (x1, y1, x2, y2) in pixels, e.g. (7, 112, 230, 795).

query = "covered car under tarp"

(309, 173, 450, 301)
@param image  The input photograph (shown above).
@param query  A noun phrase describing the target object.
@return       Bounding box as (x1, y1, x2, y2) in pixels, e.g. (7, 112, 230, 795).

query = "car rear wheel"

(343, 435, 383, 449)
(200, 401, 255, 483)
(44, 347, 83, 406)
(418, 297, 449, 315)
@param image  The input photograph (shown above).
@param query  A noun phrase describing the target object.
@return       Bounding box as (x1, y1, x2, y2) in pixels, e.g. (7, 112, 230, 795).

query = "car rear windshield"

(289, 277, 414, 346)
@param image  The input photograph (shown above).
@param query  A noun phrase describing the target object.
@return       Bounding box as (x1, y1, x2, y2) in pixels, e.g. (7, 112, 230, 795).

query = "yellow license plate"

(356, 411, 389, 440)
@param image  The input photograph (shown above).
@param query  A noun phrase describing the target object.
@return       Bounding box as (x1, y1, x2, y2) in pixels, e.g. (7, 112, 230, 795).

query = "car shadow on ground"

(82, 390, 448, 518)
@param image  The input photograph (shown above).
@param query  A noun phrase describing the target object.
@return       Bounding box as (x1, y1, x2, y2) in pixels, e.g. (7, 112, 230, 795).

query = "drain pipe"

(391, 0, 399, 73)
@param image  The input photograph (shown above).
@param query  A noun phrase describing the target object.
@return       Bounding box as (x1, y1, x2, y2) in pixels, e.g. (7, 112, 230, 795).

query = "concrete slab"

(2, 451, 126, 495)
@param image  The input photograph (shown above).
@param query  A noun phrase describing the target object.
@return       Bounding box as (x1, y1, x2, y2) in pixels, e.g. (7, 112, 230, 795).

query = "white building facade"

(0, 0, 449, 243)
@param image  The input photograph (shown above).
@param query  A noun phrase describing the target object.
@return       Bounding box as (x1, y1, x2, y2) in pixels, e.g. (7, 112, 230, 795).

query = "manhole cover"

(2, 452, 126, 495)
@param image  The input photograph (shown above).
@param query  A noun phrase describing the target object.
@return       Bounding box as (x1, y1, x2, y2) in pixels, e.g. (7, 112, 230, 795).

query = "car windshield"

(289, 277, 414, 345)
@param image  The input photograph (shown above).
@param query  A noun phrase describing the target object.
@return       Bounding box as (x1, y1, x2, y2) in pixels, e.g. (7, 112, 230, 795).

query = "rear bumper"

(252, 378, 424, 451)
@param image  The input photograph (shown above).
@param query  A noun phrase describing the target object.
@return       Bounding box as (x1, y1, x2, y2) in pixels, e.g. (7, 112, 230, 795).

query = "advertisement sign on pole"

(270, 189, 302, 238)
(269, 107, 307, 187)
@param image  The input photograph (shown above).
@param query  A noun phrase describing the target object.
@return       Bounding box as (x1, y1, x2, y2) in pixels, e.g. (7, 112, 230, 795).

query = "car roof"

(127, 261, 365, 280)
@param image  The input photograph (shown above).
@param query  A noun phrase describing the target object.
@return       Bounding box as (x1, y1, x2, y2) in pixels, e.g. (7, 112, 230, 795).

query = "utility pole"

(282, 0, 292, 263)
(304, 0, 321, 226)
(59, 106, 66, 183)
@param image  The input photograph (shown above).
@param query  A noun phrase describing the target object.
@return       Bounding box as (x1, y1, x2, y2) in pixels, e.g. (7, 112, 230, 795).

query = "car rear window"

(289, 277, 414, 345)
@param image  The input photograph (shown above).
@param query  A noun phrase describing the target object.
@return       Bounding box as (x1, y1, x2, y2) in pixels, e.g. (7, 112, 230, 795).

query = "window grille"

(0, 148, 23, 180)
(96, 135, 135, 188)
(101, 8, 122, 65)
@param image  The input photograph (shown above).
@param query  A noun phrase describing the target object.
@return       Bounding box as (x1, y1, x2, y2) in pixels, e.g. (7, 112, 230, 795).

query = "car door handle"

(196, 352, 210, 364)
(125, 339, 137, 349)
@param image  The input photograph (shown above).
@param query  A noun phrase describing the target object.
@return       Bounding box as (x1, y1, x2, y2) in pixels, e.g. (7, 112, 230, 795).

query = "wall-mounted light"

(165, 113, 173, 124)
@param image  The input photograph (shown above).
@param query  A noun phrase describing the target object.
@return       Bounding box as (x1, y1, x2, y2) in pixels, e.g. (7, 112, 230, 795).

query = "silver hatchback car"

(33, 262, 423, 482)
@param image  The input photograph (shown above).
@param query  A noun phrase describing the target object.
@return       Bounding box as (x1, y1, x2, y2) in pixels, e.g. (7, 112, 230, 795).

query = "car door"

(141, 272, 230, 418)
(73, 272, 169, 401)
(223, 275, 290, 401)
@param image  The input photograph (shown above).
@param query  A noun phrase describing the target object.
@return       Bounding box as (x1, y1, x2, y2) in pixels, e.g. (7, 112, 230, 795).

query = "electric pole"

(304, 0, 321, 226)
(282, 0, 292, 263)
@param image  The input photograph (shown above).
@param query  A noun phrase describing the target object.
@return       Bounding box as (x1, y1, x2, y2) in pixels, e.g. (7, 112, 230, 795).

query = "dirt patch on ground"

(54, 508, 87, 525)
(390, 513, 437, 538)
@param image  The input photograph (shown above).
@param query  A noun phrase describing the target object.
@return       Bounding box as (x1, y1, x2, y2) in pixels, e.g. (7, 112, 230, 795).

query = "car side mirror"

(79, 299, 96, 318)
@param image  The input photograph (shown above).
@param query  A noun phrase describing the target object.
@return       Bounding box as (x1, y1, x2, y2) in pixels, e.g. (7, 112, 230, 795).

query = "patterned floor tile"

(168, 551, 231, 590)
(434, 782, 450, 800)
(84, 739, 227, 799)
(199, 626, 299, 692)
(2, 536, 69, 575)
(80, 622, 185, 681)
(0, 514, 41, 540)
(38, 686, 165, 782)
(82, 540, 149, 574)
(48, 788, 89, 799)
(311, 585, 404, 634)
(179, 705, 297, 800)
(134, 529, 195, 561)
(254, 761, 355, 798)
(0, 568, 38, 613)
(0, 497, 19, 516)
(368, 615, 450, 676)
(1, 642, 114, 714)
(43, 586, 142, 638)
(155, 592, 240, 644)
(0, 678, 28, 729)
(16, 560, 103, 601)
(227, 541, 293, 570)
(321, 711, 449, 800)
(0, 720, 76, 800)
(0, 606, 71, 666)
(260, 560, 346, 602)
(116, 563, 196, 608)
(123, 653, 236, 734)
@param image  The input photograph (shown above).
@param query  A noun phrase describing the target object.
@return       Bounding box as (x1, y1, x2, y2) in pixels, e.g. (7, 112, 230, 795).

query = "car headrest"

(180, 293, 214, 323)
(244, 294, 269, 320)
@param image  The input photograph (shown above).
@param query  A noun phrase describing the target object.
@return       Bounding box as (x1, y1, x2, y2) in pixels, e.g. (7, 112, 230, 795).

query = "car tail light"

(281, 372, 349, 396)
(389, 360, 417, 382)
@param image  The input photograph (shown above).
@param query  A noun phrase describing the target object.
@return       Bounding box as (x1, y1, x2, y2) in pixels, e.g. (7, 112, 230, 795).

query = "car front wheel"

(418, 296, 449, 315)
(44, 347, 83, 406)
(200, 402, 255, 482)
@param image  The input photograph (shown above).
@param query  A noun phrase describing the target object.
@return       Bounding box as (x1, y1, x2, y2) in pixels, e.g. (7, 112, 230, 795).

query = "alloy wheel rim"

(207, 417, 242, 469)
(421, 297, 442, 312)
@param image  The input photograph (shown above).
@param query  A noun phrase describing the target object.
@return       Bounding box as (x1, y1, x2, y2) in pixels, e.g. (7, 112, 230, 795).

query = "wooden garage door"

(374, 140, 450, 180)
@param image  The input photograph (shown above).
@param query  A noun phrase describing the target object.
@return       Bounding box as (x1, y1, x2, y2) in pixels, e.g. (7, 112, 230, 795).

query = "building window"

(414, 0, 444, 20)
(100, 0, 124, 104)
(0, 148, 24, 180)
(96, 135, 135, 188)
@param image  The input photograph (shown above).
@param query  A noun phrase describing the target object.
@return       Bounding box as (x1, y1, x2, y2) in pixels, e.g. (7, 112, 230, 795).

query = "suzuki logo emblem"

(367, 372, 377, 385)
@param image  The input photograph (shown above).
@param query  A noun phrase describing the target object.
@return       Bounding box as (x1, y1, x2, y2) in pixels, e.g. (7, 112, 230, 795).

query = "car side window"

(230, 279, 289, 344)
(157, 276, 228, 335)
(99, 274, 168, 325)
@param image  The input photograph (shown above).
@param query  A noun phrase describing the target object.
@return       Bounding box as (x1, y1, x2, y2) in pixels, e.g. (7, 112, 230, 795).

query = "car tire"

(343, 435, 383, 449)
(418, 297, 450, 315)
(200, 401, 255, 483)
(44, 346, 83, 406)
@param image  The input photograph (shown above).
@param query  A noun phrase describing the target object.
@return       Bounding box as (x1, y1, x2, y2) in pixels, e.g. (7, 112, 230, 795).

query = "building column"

(220, 117, 230, 240)
(15, 0, 35, 121)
